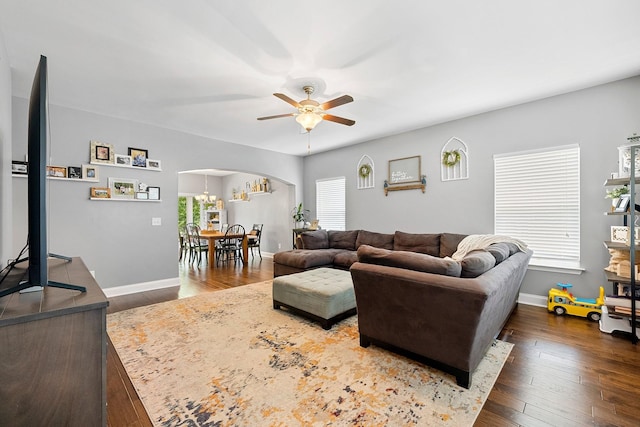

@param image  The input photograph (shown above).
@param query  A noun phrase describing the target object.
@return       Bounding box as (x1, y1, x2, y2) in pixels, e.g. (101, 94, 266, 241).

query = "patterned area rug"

(107, 281, 512, 426)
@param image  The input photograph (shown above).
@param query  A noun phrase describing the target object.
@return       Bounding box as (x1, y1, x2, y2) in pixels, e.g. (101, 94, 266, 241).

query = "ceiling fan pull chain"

(307, 132, 311, 154)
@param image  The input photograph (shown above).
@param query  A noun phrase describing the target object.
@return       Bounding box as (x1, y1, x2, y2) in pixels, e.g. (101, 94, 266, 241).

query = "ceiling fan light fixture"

(296, 112, 323, 132)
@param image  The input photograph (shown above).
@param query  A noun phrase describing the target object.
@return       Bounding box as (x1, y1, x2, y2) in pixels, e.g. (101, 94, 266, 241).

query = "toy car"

(547, 283, 604, 322)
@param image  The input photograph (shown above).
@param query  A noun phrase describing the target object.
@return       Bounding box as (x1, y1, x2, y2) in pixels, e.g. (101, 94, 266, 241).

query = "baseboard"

(518, 292, 547, 308)
(103, 277, 180, 298)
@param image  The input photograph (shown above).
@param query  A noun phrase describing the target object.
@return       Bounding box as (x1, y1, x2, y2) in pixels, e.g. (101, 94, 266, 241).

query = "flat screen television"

(0, 55, 85, 297)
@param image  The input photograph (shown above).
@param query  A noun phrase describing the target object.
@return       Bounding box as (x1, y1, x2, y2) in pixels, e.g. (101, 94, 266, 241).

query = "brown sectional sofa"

(273, 229, 532, 388)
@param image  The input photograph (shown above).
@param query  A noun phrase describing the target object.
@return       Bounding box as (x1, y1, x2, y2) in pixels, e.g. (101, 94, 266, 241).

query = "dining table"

(199, 230, 255, 268)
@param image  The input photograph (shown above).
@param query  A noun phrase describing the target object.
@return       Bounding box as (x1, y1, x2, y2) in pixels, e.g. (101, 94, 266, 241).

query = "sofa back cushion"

(357, 245, 462, 277)
(393, 231, 440, 256)
(439, 233, 468, 258)
(460, 250, 496, 278)
(487, 242, 510, 264)
(328, 230, 359, 250)
(300, 230, 329, 249)
(356, 230, 394, 250)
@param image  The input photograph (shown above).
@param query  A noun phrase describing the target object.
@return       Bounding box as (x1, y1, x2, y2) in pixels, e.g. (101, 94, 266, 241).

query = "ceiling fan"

(257, 85, 355, 132)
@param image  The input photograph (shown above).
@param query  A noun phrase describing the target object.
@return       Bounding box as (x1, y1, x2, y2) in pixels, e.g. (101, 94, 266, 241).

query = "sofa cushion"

(487, 243, 510, 264)
(393, 231, 440, 256)
(300, 230, 329, 249)
(460, 250, 496, 278)
(328, 230, 359, 250)
(332, 250, 359, 269)
(357, 245, 462, 277)
(356, 230, 394, 250)
(273, 249, 340, 269)
(439, 233, 468, 258)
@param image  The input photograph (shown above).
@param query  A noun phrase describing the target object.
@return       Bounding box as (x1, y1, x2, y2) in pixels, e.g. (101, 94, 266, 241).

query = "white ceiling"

(1, 1, 640, 156)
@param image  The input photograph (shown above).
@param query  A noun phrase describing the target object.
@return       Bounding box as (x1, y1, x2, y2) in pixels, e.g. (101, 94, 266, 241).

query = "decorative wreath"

(442, 150, 461, 167)
(359, 163, 372, 179)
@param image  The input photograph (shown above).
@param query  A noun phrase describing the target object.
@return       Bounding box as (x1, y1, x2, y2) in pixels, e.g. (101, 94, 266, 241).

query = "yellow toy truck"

(547, 283, 604, 322)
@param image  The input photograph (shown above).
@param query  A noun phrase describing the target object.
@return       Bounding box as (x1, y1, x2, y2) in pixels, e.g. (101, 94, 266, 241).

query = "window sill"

(527, 258, 585, 275)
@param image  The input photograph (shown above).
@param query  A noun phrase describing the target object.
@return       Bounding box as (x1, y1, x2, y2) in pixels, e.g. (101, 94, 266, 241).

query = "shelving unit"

(602, 143, 640, 343)
(203, 209, 227, 231)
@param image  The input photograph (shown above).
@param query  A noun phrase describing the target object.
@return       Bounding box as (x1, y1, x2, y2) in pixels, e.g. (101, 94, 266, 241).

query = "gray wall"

(0, 33, 11, 268)
(303, 76, 640, 298)
(11, 98, 304, 288)
(221, 172, 293, 253)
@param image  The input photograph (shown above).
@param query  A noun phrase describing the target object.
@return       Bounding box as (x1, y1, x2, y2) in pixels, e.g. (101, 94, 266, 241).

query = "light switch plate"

(152, 217, 161, 226)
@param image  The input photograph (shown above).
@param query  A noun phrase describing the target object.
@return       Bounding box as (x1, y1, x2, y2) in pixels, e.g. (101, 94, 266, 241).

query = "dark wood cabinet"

(0, 257, 108, 426)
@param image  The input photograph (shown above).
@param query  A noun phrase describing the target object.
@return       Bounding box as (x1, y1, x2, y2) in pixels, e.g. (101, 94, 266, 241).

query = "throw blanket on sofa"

(451, 234, 528, 261)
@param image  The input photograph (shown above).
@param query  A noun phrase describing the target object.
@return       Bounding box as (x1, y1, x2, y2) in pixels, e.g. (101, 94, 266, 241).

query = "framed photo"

(46, 165, 67, 178)
(67, 166, 83, 179)
(115, 154, 132, 167)
(90, 187, 111, 199)
(11, 161, 28, 175)
(108, 177, 138, 199)
(135, 192, 149, 200)
(615, 194, 631, 212)
(90, 141, 115, 164)
(147, 186, 160, 200)
(388, 155, 421, 184)
(146, 159, 161, 170)
(128, 147, 148, 167)
(82, 164, 99, 181)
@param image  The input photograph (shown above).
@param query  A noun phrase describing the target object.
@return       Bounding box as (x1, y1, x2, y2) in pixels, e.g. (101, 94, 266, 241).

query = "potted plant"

(606, 186, 630, 207)
(291, 203, 309, 228)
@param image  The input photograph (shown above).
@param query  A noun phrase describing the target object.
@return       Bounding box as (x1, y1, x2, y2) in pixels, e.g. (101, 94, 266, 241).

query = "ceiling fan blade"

(257, 113, 295, 120)
(320, 95, 353, 111)
(274, 93, 301, 108)
(323, 114, 355, 126)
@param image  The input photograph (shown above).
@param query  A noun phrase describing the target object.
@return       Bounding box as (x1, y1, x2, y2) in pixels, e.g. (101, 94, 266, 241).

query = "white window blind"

(316, 177, 346, 231)
(494, 145, 580, 266)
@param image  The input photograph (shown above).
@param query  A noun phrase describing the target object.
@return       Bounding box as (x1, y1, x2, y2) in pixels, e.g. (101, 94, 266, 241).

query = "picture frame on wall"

(388, 155, 421, 185)
(11, 160, 28, 175)
(46, 165, 67, 178)
(146, 159, 161, 170)
(135, 192, 149, 200)
(90, 140, 115, 164)
(67, 166, 83, 179)
(82, 164, 99, 181)
(115, 154, 132, 167)
(108, 177, 138, 199)
(128, 147, 148, 167)
(147, 186, 160, 200)
(90, 187, 111, 199)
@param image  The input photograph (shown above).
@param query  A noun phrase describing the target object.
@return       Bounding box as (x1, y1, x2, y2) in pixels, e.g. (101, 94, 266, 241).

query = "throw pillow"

(439, 233, 468, 258)
(393, 231, 440, 256)
(357, 245, 462, 277)
(487, 242, 510, 264)
(460, 250, 496, 278)
(300, 230, 329, 250)
(356, 230, 394, 250)
(328, 230, 359, 250)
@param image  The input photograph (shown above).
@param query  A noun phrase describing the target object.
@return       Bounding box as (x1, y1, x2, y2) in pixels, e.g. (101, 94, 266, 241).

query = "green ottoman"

(272, 268, 356, 329)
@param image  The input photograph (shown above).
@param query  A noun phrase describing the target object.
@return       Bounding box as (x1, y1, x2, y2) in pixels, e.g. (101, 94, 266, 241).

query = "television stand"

(0, 253, 86, 298)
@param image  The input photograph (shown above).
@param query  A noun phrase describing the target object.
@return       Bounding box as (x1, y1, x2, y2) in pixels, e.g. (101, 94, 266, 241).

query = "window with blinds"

(316, 177, 346, 231)
(494, 144, 580, 268)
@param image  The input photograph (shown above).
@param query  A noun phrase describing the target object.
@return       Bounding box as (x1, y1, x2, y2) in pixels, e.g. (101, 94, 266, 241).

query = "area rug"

(107, 281, 512, 426)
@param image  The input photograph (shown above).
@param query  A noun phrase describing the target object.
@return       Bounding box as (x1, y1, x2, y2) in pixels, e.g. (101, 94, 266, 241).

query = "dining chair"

(217, 224, 245, 266)
(248, 223, 263, 259)
(179, 225, 189, 262)
(186, 223, 209, 266)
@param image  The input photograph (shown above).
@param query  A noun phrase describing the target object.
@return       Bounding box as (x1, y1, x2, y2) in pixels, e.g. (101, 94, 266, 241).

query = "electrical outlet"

(278, 243, 282, 249)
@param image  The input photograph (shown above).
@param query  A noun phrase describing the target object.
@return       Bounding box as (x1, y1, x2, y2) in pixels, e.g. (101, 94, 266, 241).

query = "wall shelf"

(89, 161, 162, 172)
(89, 198, 161, 202)
(12, 174, 99, 183)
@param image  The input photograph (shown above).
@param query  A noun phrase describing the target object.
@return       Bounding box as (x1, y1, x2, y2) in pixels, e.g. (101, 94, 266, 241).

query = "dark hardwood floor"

(106, 258, 640, 427)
